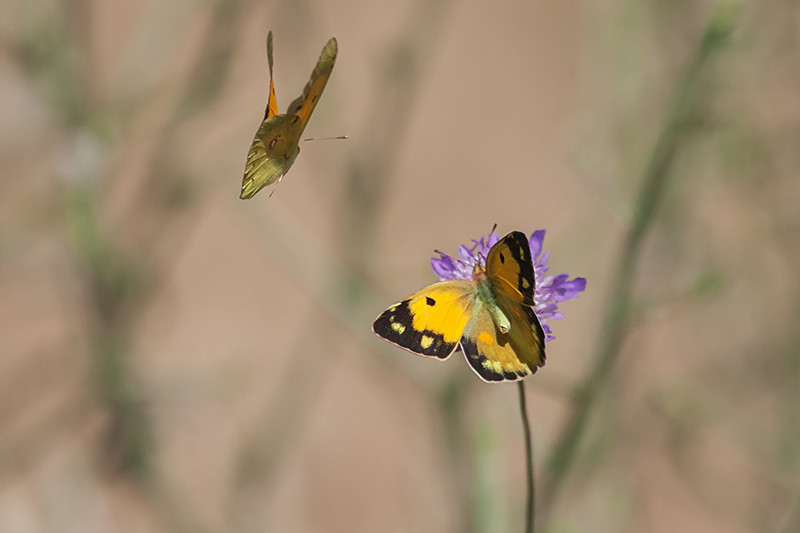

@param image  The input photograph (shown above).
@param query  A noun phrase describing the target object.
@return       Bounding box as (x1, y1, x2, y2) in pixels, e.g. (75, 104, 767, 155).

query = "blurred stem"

(46, 0, 153, 476)
(65, 184, 148, 474)
(541, 5, 735, 519)
(134, 0, 248, 234)
(21, 0, 253, 522)
(438, 373, 475, 532)
(778, 301, 800, 533)
(338, 0, 453, 292)
(519, 381, 535, 533)
(230, 1, 457, 528)
(231, 0, 454, 483)
(233, 313, 338, 493)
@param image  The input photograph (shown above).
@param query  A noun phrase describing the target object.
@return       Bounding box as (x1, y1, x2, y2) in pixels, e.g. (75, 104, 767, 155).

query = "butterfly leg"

(268, 173, 285, 198)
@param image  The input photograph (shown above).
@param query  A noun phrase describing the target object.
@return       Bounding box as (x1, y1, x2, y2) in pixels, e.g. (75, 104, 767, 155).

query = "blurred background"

(1, 0, 799, 531)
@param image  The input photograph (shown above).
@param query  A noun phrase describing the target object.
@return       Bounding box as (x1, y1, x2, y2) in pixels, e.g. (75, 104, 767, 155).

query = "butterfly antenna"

(302, 135, 349, 142)
(268, 173, 285, 198)
(433, 249, 460, 263)
(490, 223, 498, 235)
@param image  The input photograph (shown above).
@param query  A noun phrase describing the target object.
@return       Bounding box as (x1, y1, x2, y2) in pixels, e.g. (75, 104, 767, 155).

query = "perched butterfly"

(240, 32, 338, 199)
(373, 231, 546, 382)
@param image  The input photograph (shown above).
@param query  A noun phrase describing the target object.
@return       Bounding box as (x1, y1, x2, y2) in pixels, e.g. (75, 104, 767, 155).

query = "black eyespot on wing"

(499, 252, 505, 264)
(426, 297, 436, 306)
(372, 299, 457, 359)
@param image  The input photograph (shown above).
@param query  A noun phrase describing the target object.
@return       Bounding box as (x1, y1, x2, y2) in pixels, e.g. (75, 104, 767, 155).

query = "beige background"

(1, 0, 798, 531)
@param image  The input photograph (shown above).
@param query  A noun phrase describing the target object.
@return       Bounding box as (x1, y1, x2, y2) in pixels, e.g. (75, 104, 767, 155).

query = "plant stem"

(518, 380, 535, 533)
(540, 5, 735, 521)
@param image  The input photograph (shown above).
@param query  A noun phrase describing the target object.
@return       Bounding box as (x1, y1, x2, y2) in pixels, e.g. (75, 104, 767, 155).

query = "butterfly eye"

(268, 138, 278, 150)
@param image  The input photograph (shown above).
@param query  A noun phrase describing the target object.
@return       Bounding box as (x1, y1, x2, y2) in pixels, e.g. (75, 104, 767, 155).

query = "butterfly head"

(471, 261, 487, 282)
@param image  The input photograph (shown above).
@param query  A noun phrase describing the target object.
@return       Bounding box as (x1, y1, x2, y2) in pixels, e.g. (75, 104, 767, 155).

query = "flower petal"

(529, 230, 545, 260)
(431, 256, 455, 278)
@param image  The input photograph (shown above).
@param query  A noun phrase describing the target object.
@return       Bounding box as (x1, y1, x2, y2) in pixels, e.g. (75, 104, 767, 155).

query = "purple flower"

(431, 230, 586, 342)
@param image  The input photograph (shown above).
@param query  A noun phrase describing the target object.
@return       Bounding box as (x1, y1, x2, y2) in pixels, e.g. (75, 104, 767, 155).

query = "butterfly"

(372, 231, 546, 382)
(240, 32, 337, 199)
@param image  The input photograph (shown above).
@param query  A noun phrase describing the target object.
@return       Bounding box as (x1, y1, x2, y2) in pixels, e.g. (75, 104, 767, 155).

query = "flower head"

(431, 230, 586, 341)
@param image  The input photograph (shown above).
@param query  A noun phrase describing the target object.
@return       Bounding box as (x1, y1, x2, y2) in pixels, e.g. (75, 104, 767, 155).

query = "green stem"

(541, 4, 735, 521)
(518, 380, 535, 533)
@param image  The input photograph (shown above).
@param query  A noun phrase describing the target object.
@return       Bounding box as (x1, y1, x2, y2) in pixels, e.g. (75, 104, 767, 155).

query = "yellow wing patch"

(372, 280, 475, 359)
(405, 284, 475, 345)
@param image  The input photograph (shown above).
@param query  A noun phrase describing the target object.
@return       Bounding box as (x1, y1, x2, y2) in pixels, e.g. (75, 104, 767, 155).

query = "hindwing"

(460, 293, 546, 382)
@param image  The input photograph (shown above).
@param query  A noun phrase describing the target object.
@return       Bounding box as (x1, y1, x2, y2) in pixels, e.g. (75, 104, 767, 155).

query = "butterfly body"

(373, 231, 546, 382)
(471, 266, 512, 333)
(240, 32, 337, 199)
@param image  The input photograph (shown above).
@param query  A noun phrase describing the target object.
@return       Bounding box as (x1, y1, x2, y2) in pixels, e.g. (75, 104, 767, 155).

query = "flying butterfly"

(372, 231, 546, 382)
(240, 32, 338, 199)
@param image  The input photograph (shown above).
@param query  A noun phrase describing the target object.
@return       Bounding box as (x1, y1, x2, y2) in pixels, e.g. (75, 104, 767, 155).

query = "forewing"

(285, 37, 337, 136)
(460, 296, 546, 382)
(373, 280, 475, 359)
(485, 231, 536, 306)
(264, 31, 278, 119)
